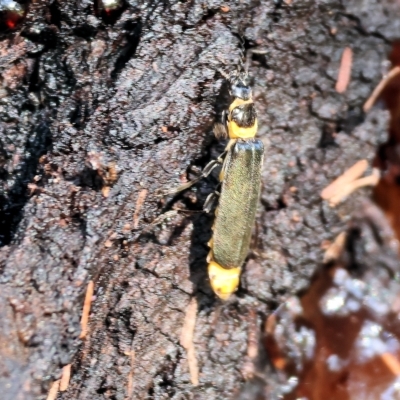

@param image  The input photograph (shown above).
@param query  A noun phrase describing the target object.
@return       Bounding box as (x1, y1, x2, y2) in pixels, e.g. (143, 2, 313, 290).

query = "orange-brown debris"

(79, 280, 94, 340)
(133, 189, 148, 229)
(264, 312, 287, 371)
(321, 160, 368, 200)
(321, 160, 380, 206)
(265, 313, 276, 335)
(106, 162, 118, 183)
(27, 183, 41, 195)
(323, 232, 346, 263)
(101, 186, 110, 198)
(247, 310, 258, 360)
(381, 352, 400, 376)
(126, 350, 135, 398)
(242, 309, 259, 379)
(180, 298, 199, 386)
(335, 47, 353, 93)
(46, 380, 60, 400)
(328, 169, 380, 206)
(364, 66, 400, 112)
(59, 364, 71, 391)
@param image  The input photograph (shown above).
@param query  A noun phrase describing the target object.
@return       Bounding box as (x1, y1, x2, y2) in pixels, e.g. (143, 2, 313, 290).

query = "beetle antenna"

(238, 34, 246, 74)
(217, 68, 230, 80)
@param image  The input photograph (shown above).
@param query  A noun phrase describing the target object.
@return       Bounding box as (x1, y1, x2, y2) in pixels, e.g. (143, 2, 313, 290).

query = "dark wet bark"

(0, 0, 399, 399)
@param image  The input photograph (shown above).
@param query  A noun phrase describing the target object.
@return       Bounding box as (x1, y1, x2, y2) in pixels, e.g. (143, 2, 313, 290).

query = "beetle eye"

(231, 83, 252, 100)
(229, 72, 252, 100)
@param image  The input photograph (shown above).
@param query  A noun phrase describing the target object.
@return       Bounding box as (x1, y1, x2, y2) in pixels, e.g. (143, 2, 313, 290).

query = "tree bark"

(0, 0, 398, 399)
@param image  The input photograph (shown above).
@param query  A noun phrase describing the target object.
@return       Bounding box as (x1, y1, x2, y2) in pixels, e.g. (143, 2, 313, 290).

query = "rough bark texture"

(0, 0, 399, 399)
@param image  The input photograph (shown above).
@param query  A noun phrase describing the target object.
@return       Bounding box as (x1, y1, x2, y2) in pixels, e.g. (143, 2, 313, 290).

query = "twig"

(126, 349, 135, 399)
(102, 186, 110, 198)
(46, 380, 60, 400)
(323, 232, 346, 263)
(247, 312, 258, 360)
(79, 280, 94, 339)
(133, 189, 148, 229)
(321, 160, 368, 200)
(321, 160, 380, 207)
(59, 364, 71, 391)
(335, 47, 352, 93)
(363, 66, 400, 112)
(180, 298, 199, 386)
(328, 169, 380, 207)
(381, 352, 400, 376)
(242, 309, 258, 379)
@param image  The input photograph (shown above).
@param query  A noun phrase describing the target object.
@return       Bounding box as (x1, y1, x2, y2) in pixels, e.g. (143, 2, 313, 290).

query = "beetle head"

(229, 72, 252, 101)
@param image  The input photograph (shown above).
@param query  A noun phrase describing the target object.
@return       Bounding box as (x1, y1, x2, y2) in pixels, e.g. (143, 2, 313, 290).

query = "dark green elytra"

(212, 139, 264, 269)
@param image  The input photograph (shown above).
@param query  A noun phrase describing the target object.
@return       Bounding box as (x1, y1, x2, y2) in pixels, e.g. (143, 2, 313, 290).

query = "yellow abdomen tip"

(208, 261, 241, 300)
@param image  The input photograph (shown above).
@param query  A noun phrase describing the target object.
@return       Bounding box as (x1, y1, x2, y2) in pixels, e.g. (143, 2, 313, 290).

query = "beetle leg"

(222, 109, 228, 126)
(213, 110, 229, 140)
(245, 48, 267, 73)
(213, 123, 227, 140)
(203, 191, 220, 213)
(141, 210, 179, 234)
(163, 152, 226, 196)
